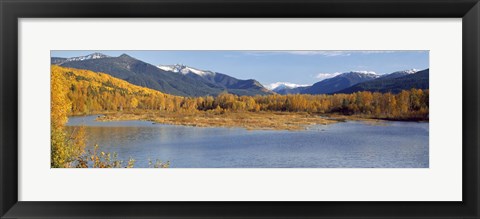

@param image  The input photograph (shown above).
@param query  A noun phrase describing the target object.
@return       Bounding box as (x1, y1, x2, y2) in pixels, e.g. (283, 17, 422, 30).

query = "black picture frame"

(1, 0, 479, 218)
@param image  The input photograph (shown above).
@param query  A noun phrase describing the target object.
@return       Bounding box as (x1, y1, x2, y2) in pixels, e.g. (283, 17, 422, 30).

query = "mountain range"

(51, 53, 271, 97)
(157, 64, 272, 96)
(272, 69, 427, 95)
(337, 69, 429, 94)
(301, 71, 380, 94)
(267, 82, 311, 95)
(51, 53, 428, 97)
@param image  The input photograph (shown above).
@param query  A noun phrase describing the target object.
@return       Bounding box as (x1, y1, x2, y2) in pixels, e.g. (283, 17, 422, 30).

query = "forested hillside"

(55, 53, 271, 97)
(53, 65, 428, 121)
(52, 65, 181, 114)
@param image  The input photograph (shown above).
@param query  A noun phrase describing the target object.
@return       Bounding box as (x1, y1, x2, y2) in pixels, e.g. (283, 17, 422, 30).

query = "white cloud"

(284, 51, 350, 56)
(244, 50, 412, 57)
(315, 72, 342, 81)
(244, 51, 350, 57)
(355, 51, 396, 54)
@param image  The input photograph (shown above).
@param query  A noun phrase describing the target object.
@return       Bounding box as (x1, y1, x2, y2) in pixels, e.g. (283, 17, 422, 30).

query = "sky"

(51, 50, 429, 88)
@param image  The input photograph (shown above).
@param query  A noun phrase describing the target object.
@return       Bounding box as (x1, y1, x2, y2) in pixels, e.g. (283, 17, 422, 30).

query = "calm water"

(66, 115, 429, 168)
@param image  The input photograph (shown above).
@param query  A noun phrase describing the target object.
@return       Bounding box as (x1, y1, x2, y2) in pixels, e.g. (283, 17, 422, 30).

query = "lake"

(66, 115, 429, 168)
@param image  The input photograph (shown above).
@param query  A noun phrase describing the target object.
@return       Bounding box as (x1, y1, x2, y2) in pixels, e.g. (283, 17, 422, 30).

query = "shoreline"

(324, 114, 429, 123)
(68, 110, 428, 131)
(94, 111, 338, 131)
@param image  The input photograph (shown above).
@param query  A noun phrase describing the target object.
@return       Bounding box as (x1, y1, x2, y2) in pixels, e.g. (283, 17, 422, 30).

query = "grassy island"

(97, 111, 338, 131)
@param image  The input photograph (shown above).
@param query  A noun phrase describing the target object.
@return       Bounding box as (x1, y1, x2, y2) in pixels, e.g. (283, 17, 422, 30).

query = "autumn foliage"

(51, 66, 86, 167)
(51, 65, 429, 167)
(53, 65, 429, 121)
(51, 66, 139, 168)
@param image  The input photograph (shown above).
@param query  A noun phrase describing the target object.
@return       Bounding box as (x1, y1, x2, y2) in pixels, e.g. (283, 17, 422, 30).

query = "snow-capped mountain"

(338, 68, 429, 94)
(344, 71, 380, 79)
(266, 82, 310, 91)
(399, 69, 419, 74)
(51, 52, 110, 65)
(51, 52, 426, 96)
(52, 54, 272, 96)
(158, 63, 279, 95)
(156, 64, 272, 95)
(266, 82, 311, 94)
(301, 71, 380, 94)
(66, 52, 110, 62)
(380, 69, 420, 80)
(157, 64, 215, 77)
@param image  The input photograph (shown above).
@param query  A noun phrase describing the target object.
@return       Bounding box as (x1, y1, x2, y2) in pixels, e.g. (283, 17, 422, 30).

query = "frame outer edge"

(476, 3, 480, 217)
(0, 0, 3, 215)
(0, 0, 6, 218)
(1, 0, 480, 218)
(471, 2, 479, 218)
(463, 2, 480, 218)
(475, 3, 480, 218)
(1, 1, 19, 218)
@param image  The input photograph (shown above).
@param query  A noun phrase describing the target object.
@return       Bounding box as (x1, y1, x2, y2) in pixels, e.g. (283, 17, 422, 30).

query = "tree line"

(54, 65, 429, 121)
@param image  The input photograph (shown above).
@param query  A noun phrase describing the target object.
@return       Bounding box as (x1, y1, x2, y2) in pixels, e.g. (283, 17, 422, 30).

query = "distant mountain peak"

(338, 68, 429, 94)
(51, 55, 275, 97)
(268, 82, 311, 95)
(344, 71, 378, 76)
(301, 70, 379, 95)
(89, 52, 108, 57)
(119, 53, 133, 58)
(379, 69, 420, 79)
(337, 71, 380, 80)
(392, 69, 419, 74)
(62, 52, 110, 63)
(266, 82, 310, 90)
(349, 70, 376, 74)
(157, 64, 215, 77)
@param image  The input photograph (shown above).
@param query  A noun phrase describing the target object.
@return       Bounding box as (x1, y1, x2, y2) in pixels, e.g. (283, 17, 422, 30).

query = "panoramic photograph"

(51, 50, 429, 168)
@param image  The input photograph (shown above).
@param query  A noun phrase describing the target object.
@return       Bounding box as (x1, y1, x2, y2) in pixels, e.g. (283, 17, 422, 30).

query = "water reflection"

(66, 115, 429, 168)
